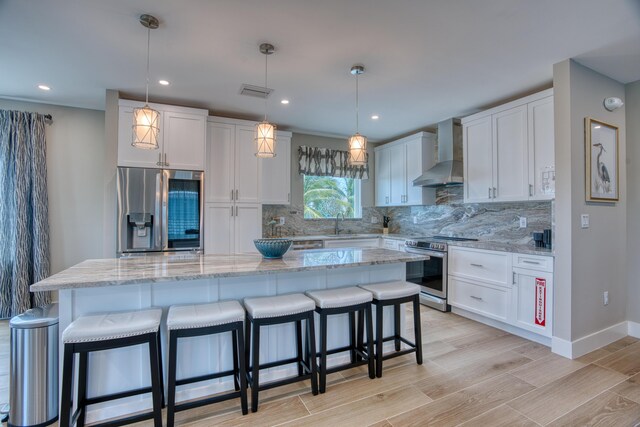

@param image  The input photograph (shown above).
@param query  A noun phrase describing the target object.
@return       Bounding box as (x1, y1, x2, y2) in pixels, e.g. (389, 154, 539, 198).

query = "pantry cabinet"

(117, 100, 207, 170)
(462, 89, 554, 203)
(260, 134, 291, 204)
(448, 246, 553, 340)
(374, 132, 436, 207)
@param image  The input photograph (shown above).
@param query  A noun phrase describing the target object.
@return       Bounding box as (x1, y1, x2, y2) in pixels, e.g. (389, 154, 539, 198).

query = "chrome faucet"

(335, 213, 345, 235)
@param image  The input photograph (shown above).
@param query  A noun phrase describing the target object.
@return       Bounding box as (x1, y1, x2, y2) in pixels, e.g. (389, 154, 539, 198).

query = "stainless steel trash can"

(9, 303, 59, 427)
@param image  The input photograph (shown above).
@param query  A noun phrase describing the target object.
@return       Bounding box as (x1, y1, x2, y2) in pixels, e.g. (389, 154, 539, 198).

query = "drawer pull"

(470, 263, 483, 267)
(470, 295, 483, 301)
(522, 260, 540, 265)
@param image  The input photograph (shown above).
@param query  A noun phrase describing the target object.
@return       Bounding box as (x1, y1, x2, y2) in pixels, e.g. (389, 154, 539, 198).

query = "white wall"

(626, 80, 640, 324)
(553, 60, 627, 346)
(0, 99, 106, 275)
(290, 133, 375, 207)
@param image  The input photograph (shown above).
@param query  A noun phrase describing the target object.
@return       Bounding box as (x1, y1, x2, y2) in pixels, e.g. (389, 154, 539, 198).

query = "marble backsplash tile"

(263, 187, 552, 244)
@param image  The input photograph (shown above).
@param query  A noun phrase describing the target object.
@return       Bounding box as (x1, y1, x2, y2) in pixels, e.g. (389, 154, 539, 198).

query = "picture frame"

(585, 117, 619, 202)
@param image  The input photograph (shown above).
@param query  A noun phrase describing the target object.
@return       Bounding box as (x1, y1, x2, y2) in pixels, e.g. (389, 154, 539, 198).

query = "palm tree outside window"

(303, 175, 362, 219)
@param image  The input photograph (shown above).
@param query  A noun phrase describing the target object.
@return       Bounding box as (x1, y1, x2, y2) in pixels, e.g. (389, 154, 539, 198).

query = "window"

(303, 175, 362, 219)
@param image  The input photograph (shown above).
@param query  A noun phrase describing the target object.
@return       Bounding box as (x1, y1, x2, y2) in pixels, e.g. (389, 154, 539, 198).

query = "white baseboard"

(628, 321, 640, 338)
(552, 321, 629, 359)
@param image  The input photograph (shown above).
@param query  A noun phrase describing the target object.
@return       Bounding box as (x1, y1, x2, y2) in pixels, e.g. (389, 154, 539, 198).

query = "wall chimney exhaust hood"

(413, 118, 463, 187)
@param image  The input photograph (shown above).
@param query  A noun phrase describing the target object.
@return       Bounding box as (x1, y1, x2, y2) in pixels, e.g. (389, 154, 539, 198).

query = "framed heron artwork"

(585, 118, 619, 202)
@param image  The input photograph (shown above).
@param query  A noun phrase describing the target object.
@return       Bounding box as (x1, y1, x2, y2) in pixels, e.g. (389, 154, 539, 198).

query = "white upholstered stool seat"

(62, 308, 162, 344)
(167, 301, 245, 330)
(305, 287, 372, 309)
(358, 281, 420, 300)
(244, 293, 315, 319)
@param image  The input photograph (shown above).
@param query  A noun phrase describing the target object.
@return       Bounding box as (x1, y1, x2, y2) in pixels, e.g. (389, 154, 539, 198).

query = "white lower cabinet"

(204, 203, 261, 254)
(448, 246, 553, 339)
(324, 238, 380, 249)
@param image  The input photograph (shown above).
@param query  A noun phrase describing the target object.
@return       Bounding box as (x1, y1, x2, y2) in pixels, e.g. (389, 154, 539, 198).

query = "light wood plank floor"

(2, 308, 640, 426)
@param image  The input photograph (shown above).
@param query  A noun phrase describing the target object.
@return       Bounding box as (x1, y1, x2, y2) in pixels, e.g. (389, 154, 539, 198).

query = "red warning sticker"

(535, 278, 546, 327)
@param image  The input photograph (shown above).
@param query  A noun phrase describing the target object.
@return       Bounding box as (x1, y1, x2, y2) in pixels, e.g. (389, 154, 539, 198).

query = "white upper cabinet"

(493, 105, 528, 201)
(205, 122, 235, 203)
(234, 126, 261, 204)
(462, 89, 554, 203)
(527, 96, 555, 200)
(260, 133, 291, 205)
(117, 100, 207, 171)
(463, 117, 493, 203)
(374, 132, 436, 207)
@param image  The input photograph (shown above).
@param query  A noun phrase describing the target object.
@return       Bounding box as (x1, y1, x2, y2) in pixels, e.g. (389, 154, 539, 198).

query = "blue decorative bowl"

(254, 238, 293, 259)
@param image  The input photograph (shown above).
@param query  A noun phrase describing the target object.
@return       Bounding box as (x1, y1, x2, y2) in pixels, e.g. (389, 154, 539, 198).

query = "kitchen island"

(31, 248, 427, 424)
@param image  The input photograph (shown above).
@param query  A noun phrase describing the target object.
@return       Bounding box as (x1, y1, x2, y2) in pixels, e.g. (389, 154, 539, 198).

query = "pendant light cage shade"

(132, 105, 160, 149)
(348, 133, 368, 166)
(255, 121, 277, 158)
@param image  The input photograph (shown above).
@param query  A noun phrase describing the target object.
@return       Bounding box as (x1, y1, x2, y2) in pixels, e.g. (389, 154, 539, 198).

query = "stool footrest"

(176, 368, 237, 387)
(175, 390, 243, 413)
(250, 356, 300, 371)
(324, 358, 370, 375)
(85, 386, 153, 406)
(254, 373, 315, 392)
(86, 410, 157, 427)
(381, 347, 416, 361)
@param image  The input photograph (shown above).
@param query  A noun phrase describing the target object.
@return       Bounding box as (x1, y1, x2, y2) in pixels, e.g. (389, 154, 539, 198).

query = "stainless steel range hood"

(413, 118, 463, 187)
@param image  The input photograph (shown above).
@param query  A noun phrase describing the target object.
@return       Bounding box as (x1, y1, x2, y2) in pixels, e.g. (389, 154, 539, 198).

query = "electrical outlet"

(603, 291, 609, 306)
(371, 216, 379, 224)
(581, 214, 590, 229)
(413, 216, 418, 224)
(279, 217, 285, 225)
(519, 217, 527, 228)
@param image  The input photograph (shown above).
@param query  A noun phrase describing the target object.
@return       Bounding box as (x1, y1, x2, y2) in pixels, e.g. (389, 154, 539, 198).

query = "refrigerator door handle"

(154, 171, 163, 250)
(162, 169, 170, 251)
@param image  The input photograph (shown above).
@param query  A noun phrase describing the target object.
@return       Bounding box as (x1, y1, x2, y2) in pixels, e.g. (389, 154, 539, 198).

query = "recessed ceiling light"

(371, 115, 379, 120)
(158, 80, 170, 86)
(594, 125, 601, 129)
(38, 84, 51, 91)
(281, 99, 289, 105)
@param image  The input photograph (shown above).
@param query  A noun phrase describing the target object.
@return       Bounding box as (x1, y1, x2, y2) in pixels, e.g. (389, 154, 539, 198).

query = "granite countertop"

(447, 240, 554, 256)
(30, 248, 429, 292)
(286, 233, 421, 242)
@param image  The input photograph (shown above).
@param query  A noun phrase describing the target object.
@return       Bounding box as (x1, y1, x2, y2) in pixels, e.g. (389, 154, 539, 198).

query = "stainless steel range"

(404, 236, 478, 311)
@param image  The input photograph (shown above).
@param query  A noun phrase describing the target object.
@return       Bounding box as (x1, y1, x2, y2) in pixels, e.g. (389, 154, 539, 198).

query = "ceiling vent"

(239, 84, 273, 99)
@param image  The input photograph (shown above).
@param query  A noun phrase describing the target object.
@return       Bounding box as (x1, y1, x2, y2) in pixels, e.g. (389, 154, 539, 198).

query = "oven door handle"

(404, 246, 445, 258)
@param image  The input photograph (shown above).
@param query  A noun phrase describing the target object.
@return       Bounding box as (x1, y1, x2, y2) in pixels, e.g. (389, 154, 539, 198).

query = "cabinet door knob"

(470, 295, 483, 301)
(493, 187, 497, 198)
(470, 263, 483, 268)
(529, 184, 534, 197)
(236, 189, 239, 200)
(488, 188, 492, 199)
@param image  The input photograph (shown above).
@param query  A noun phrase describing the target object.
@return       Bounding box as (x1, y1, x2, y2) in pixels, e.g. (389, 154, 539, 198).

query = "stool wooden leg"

(375, 302, 384, 378)
(232, 329, 240, 391)
(295, 320, 303, 377)
(244, 314, 251, 384)
(307, 313, 319, 396)
(356, 309, 364, 362)
(413, 296, 423, 365)
(167, 331, 178, 427)
(251, 321, 261, 412)
(77, 351, 88, 427)
(59, 344, 74, 427)
(319, 313, 328, 393)
(365, 304, 375, 379)
(236, 324, 249, 415)
(348, 312, 356, 364)
(148, 334, 163, 427)
(394, 304, 401, 352)
(156, 331, 165, 408)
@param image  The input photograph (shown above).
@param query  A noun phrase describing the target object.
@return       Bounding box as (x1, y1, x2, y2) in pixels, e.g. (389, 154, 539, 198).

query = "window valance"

(297, 146, 368, 179)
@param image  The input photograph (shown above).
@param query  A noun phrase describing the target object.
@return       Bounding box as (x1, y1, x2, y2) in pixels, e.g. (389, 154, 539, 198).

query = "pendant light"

(255, 43, 277, 158)
(132, 14, 160, 150)
(348, 65, 367, 166)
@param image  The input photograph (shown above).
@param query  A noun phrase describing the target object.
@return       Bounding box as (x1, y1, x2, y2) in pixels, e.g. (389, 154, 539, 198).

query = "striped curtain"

(298, 146, 369, 179)
(0, 110, 51, 318)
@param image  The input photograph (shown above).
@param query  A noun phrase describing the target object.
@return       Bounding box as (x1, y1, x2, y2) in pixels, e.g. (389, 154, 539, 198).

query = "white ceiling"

(1, 0, 639, 141)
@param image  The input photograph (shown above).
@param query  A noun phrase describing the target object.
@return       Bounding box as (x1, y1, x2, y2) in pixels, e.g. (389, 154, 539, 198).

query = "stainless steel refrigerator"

(116, 167, 204, 256)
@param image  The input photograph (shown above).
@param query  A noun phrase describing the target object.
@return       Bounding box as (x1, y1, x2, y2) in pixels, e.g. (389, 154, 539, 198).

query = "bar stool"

(358, 281, 423, 378)
(166, 301, 248, 426)
(243, 293, 318, 412)
(305, 286, 375, 393)
(59, 308, 164, 427)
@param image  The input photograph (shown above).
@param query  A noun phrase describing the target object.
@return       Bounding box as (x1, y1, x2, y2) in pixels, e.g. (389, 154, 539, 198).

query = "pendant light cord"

(145, 26, 150, 105)
(264, 52, 268, 122)
(355, 73, 359, 134)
